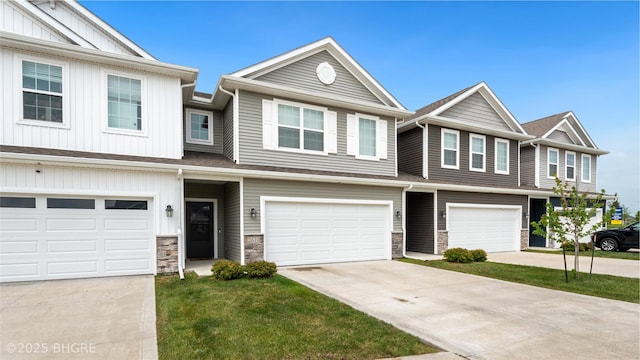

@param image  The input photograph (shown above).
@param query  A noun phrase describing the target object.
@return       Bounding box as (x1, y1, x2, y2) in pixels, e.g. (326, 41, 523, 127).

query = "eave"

(521, 138, 609, 155)
(399, 115, 534, 141)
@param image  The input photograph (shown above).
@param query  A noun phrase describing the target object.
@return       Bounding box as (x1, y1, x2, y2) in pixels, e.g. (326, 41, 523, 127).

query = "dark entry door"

(186, 202, 214, 258)
(529, 199, 547, 247)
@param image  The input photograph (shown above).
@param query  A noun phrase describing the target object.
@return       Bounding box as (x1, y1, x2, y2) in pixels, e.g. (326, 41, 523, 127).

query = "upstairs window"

(441, 129, 459, 169)
(565, 151, 576, 181)
(21, 60, 65, 125)
(548, 148, 559, 178)
(186, 109, 213, 145)
(107, 74, 142, 131)
(346, 113, 387, 161)
(469, 134, 486, 172)
(359, 117, 377, 157)
(582, 154, 592, 183)
(495, 138, 509, 175)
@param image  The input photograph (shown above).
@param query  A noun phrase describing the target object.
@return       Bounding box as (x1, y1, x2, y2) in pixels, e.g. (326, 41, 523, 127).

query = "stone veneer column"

(244, 235, 264, 263)
(391, 232, 403, 258)
(437, 230, 449, 255)
(156, 236, 178, 274)
(520, 229, 529, 250)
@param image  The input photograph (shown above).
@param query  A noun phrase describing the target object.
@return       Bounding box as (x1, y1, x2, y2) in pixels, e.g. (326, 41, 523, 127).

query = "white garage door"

(448, 204, 521, 252)
(265, 201, 391, 266)
(0, 195, 155, 282)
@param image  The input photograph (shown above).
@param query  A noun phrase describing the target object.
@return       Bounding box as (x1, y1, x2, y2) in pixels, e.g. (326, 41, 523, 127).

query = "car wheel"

(599, 238, 618, 252)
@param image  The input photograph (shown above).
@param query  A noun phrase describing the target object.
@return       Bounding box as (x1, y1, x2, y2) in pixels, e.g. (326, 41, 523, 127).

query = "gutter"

(217, 86, 240, 163)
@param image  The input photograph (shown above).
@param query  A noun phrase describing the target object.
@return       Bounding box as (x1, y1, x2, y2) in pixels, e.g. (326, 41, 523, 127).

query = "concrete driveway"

(0, 275, 157, 360)
(280, 261, 640, 360)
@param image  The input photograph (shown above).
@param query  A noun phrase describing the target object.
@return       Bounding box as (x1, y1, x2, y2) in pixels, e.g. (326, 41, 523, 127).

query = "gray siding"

(427, 125, 519, 188)
(185, 182, 226, 257)
(548, 130, 575, 145)
(520, 146, 536, 187)
(183, 108, 224, 154)
(223, 102, 234, 161)
(255, 51, 384, 105)
(406, 192, 434, 253)
(437, 191, 528, 230)
(243, 178, 402, 234)
(224, 182, 241, 262)
(440, 93, 512, 132)
(237, 91, 397, 176)
(398, 127, 423, 176)
(539, 145, 597, 193)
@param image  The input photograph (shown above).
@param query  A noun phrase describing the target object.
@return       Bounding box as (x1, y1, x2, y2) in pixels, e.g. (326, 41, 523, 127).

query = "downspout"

(218, 86, 238, 164)
(414, 121, 427, 179)
(177, 168, 185, 280)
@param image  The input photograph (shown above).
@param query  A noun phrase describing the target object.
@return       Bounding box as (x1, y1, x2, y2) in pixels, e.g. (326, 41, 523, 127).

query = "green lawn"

(525, 249, 640, 260)
(156, 273, 438, 360)
(401, 258, 639, 304)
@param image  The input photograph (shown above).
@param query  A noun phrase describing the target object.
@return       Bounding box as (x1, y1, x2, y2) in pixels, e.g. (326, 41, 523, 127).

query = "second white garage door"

(264, 201, 391, 266)
(447, 204, 521, 253)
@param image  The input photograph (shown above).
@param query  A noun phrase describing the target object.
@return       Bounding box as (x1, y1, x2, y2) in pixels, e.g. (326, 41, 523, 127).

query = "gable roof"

(399, 82, 531, 140)
(521, 111, 607, 154)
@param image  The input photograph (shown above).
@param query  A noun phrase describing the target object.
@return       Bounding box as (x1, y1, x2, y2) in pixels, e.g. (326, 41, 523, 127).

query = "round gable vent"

(316, 62, 336, 85)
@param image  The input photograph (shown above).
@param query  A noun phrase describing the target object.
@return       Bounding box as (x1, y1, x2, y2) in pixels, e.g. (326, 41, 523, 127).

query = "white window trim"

(274, 98, 329, 156)
(15, 54, 70, 129)
(581, 154, 592, 183)
(186, 109, 214, 145)
(494, 138, 510, 175)
(346, 113, 387, 161)
(355, 114, 379, 161)
(547, 147, 559, 179)
(565, 151, 576, 181)
(101, 69, 147, 137)
(469, 134, 486, 172)
(441, 128, 460, 169)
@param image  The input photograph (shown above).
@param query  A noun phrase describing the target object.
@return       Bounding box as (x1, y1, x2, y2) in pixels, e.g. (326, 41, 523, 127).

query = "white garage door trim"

(0, 193, 156, 282)
(261, 196, 393, 266)
(447, 203, 521, 253)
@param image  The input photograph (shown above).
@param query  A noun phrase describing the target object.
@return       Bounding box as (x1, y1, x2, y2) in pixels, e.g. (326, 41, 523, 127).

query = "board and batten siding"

(224, 182, 241, 262)
(242, 178, 402, 234)
(1, 1, 68, 44)
(437, 191, 528, 231)
(185, 183, 226, 257)
(439, 92, 512, 132)
(33, 2, 136, 56)
(183, 108, 224, 154)
(406, 192, 434, 253)
(397, 127, 423, 176)
(539, 145, 597, 193)
(223, 102, 234, 160)
(427, 125, 519, 187)
(237, 91, 396, 176)
(520, 146, 536, 187)
(1, 48, 183, 159)
(255, 50, 384, 105)
(0, 162, 180, 235)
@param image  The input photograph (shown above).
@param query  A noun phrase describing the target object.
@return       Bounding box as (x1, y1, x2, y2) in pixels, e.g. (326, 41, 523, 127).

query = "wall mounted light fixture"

(440, 210, 446, 219)
(395, 210, 401, 219)
(250, 208, 257, 218)
(165, 205, 174, 217)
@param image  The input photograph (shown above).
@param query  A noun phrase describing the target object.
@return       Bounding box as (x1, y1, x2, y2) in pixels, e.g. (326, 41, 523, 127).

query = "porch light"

(440, 210, 446, 219)
(395, 210, 401, 219)
(250, 208, 257, 218)
(165, 205, 174, 217)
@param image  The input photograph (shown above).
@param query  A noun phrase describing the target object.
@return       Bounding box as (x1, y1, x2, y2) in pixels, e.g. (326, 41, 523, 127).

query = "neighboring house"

(397, 82, 535, 254)
(521, 111, 609, 247)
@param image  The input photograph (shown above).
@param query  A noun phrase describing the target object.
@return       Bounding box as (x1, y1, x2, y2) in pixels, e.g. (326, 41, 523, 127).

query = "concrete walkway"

(280, 260, 640, 360)
(0, 275, 157, 360)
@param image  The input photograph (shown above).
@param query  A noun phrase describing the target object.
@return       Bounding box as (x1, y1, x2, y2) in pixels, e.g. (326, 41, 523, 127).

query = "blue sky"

(82, 1, 639, 213)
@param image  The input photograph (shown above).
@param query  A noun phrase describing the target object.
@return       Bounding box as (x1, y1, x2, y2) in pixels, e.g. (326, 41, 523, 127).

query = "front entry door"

(186, 202, 214, 258)
(529, 199, 547, 247)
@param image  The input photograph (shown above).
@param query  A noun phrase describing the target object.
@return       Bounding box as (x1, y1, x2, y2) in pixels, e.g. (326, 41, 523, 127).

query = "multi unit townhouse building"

(0, 0, 608, 282)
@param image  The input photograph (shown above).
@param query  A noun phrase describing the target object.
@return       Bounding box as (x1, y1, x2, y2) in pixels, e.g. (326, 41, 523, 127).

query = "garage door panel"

(0, 218, 38, 232)
(1, 263, 39, 277)
(48, 261, 97, 275)
(46, 218, 97, 231)
(1, 241, 38, 254)
(47, 239, 97, 253)
(448, 206, 520, 253)
(104, 238, 149, 251)
(105, 258, 151, 272)
(104, 218, 150, 231)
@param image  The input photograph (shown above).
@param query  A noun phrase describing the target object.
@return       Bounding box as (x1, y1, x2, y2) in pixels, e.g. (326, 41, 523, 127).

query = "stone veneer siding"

(244, 235, 264, 263)
(437, 230, 448, 255)
(157, 236, 178, 274)
(392, 232, 403, 258)
(520, 229, 529, 250)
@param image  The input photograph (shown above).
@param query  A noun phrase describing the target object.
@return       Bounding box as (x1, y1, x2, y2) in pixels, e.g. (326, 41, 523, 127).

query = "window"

(565, 151, 576, 181)
(469, 134, 486, 172)
(0, 197, 36, 208)
(359, 117, 377, 157)
(21, 60, 65, 124)
(441, 129, 459, 169)
(105, 200, 148, 210)
(186, 109, 213, 145)
(346, 113, 387, 160)
(47, 198, 95, 209)
(495, 138, 510, 174)
(107, 74, 142, 131)
(277, 103, 324, 152)
(548, 148, 559, 178)
(582, 154, 592, 183)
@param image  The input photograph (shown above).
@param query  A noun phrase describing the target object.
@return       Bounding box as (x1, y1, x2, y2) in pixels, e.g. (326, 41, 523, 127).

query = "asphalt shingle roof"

(521, 111, 571, 138)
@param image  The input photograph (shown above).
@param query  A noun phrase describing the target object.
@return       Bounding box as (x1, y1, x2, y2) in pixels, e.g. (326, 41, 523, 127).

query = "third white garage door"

(264, 201, 391, 266)
(447, 204, 521, 252)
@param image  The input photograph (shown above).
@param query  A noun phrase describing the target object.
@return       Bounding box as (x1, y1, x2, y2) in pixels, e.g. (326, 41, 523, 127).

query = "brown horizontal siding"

(398, 127, 423, 176)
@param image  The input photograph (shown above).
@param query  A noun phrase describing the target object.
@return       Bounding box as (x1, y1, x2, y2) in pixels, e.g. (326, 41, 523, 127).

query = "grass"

(156, 273, 438, 360)
(401, 258, 639, 304)
(525, 248, 640, 260)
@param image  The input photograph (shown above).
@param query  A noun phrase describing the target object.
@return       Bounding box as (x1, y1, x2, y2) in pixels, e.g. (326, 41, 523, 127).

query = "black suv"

(592, 222, 640, 251)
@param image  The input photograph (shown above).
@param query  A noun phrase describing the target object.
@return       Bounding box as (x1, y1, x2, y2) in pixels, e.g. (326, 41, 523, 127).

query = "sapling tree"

(531, 177, 614, 280)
